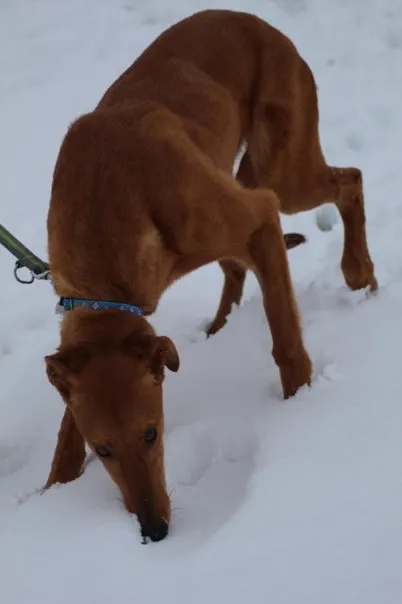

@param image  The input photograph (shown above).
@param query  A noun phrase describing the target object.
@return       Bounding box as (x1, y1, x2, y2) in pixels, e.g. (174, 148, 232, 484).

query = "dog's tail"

(284, 232, 306, 249)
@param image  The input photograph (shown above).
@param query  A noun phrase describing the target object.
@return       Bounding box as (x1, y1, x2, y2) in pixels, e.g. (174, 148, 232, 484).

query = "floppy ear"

(45, 407, 86, 489)
(44, 348, 88, 489)
(45, 347, 91, 401)
(123, 332, 180, 375)
(150, 336, 180, 374)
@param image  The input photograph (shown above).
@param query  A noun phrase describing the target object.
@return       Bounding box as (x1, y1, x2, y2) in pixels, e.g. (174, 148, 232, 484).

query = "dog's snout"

(141, 519, 169, 543)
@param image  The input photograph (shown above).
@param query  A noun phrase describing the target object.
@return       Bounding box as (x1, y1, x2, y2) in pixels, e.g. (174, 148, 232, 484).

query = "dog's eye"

(95, 445, 112, 458)
(144, 427, 157, 443)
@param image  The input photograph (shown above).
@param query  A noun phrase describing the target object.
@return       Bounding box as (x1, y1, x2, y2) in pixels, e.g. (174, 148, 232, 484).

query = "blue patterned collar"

(56, 296, 144, 316)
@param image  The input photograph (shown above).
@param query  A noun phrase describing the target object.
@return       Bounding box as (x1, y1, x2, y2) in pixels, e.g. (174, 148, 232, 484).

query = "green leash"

(0, 223, 50, 284)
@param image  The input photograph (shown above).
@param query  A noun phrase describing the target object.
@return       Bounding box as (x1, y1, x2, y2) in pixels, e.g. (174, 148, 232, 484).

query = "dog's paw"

(279, 349, 313, 399)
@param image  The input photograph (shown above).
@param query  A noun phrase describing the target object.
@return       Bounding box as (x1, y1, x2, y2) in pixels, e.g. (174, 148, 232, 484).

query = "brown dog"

(44, 9, 377, 542)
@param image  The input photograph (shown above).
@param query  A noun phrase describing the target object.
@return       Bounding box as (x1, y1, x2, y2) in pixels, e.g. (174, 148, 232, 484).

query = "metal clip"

(13, 261, 52, 285)
(13, 261, 35, 284)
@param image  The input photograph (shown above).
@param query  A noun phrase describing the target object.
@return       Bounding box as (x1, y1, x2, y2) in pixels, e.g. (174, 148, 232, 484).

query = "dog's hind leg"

(246, 53, 377, 293)
(284, 163, 378, 292)
(324, 166, 377, 292)
(207, 259, 246, 336)
(207, 230, 306, 337)
(206, 154, 253, 337)
(276, 161, 377, 292)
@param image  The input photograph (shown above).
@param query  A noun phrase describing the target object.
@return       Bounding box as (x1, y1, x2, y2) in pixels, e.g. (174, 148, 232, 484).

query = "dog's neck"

(51, 269, 162, 318)
(59, 308, 156, 349)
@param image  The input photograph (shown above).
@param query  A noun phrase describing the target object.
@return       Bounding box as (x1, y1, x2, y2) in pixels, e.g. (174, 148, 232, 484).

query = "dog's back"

(97, 9, 306, 159)
(48, 9, 319, 305)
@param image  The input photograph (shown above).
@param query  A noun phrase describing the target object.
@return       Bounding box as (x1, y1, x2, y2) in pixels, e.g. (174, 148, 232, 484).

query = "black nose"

(141, 519, 169, 543)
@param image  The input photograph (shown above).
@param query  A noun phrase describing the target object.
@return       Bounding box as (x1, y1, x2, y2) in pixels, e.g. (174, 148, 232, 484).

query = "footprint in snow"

(166, 425, 215, 487)
(167, 423, 257, 540)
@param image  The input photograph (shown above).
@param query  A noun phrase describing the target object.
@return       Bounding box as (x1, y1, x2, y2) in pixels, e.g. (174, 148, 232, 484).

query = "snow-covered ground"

(1, 0, 402, 602)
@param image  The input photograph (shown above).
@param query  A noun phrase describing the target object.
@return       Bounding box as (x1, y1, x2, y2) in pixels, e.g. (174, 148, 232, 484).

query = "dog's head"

(45, 329, 179, 542)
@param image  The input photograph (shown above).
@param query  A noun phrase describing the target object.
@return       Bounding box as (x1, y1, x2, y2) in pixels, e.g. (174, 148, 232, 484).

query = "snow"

(1, 0, 402, 602)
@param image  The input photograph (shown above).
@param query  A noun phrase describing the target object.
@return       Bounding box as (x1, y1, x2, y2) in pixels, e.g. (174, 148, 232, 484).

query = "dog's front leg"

(248, 194, 312, 399)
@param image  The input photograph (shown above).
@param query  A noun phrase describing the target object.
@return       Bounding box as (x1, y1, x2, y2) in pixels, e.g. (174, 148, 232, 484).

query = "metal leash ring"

(13, 261, 35, 285)
(13, 261, 51, 285)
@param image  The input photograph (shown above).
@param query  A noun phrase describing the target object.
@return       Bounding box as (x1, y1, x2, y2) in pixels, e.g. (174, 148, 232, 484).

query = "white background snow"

(1, 0, 402, 602)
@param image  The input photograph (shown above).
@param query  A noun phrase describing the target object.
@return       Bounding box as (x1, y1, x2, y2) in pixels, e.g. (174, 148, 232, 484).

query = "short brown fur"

(44, 9, 377, 541)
